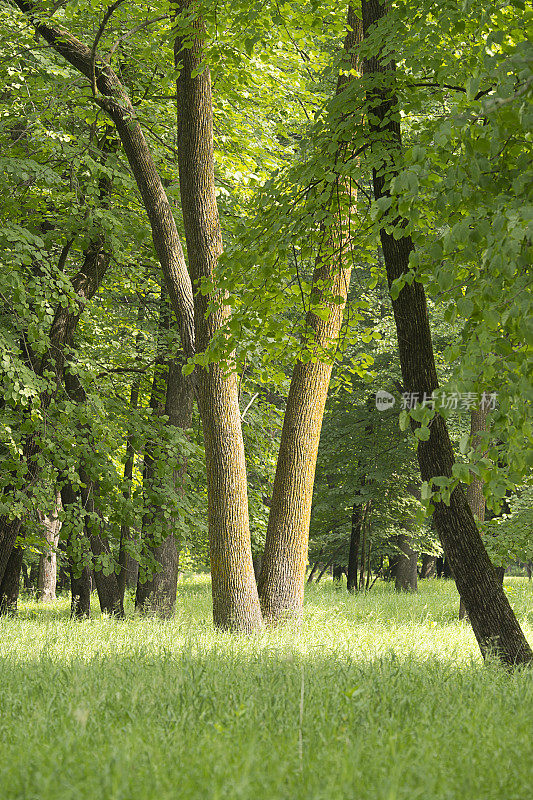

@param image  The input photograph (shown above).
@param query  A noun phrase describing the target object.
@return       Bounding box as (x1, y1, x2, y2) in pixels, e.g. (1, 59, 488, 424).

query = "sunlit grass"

(1, 577, 532, 799)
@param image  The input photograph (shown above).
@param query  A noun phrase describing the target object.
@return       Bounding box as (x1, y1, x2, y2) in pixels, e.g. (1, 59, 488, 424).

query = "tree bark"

(60, 481, 91, 619)
(174, 0, 262, 631)
(394, 533, 418, 592)
(361, 0, 532, 666)
(420, 554, 436, 579)
(258, 7, 363, 623)
(37, 490, 62, 602)
(0, 546, 24, 615)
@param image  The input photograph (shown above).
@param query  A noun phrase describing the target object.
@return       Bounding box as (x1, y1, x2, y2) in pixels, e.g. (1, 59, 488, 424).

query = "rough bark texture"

(394, 534, 418, 592)
(175, 0, 262, 631)
(258, 8, 363, 623)
(37, 490, 62, 602)
(361, 0, 532, 666)
(0, 546, 24, 615)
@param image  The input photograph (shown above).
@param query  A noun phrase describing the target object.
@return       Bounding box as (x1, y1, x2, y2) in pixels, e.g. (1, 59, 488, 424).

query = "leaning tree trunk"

(394, 533, 418, 593)
(258, 7, 363, 623)
(175, 0, 262, 632)
(361, 0, 532, 666)
(37, 490, 62, 602)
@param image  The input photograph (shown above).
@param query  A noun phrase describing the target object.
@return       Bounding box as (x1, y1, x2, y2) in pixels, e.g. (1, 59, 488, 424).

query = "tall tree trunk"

(460, 403, 489, 618)
(347, 504, 362, 592)
(258, 7, 363, 623)
(136, 293, 192, 617)
(174, 0, 262, 632)
(0, 546, 24, 615)
(37, 490, 62, 602)
(60, 481, 91, 619)
(394, 534, 418, 592)
(118, 307, 144, 604)
(361, 0, 532, 666)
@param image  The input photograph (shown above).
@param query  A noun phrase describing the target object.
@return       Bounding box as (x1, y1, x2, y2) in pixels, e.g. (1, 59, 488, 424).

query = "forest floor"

(1, 577, 532, 800)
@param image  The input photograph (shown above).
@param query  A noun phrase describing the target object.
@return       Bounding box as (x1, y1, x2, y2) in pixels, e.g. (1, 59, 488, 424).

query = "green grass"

(1, 577, 532, 800)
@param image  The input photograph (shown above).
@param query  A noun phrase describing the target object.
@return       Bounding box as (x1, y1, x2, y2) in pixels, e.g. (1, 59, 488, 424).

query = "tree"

(257, 6, 363, 622)
(360, 0, 532, 666)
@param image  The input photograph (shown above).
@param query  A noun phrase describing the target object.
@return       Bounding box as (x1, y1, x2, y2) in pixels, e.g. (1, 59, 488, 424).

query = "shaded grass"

(1, 578, 532, 800)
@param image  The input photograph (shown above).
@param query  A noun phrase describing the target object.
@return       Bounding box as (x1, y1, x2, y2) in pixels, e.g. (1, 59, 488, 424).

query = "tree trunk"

(136, 323, 192, 617)
(347, 503, 362, 592)
(118, 306, 144, 604)
(258, 7, 363, 623)
(61, 478, 92, 619)
(394, 534, 418, 592)
(36, 490, 62, 602)
(174, 0, 262, 632)
(361, 0, 532, 666)
(0, 546, 24, 615)
(420, 554, 436, 579)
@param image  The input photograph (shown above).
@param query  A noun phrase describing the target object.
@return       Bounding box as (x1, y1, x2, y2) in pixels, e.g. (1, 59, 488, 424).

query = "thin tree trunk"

(174, 0, 262, 632)
(118, 306, 144, 604)
(37, 490, 62, 602)
(347, 504, 362, 593)
(365, 539, 372, 591)
(258, 7, 363, 623)
(361, 0, 532, 666)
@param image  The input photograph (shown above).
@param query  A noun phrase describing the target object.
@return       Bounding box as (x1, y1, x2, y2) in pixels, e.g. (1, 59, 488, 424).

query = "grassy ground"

(1, 577, 532, 800)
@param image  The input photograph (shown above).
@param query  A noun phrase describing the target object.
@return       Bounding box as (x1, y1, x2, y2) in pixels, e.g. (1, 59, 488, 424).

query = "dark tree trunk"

(361, 0, 532, 666)
(420, 554, 437, 579)
(395, 534, 418, 592)
(347, 504, 362, 592)
(60, 481, 92, 619)
(0, 546, 24, 614)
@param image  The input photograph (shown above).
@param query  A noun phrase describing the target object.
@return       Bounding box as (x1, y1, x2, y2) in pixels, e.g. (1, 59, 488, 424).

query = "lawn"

(1, 577, 532, 800)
